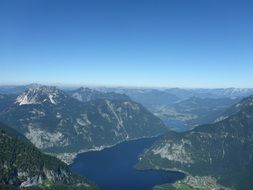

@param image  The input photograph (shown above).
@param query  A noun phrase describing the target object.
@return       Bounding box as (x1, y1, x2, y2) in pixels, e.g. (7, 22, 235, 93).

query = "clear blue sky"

(0, 0, 253, 88)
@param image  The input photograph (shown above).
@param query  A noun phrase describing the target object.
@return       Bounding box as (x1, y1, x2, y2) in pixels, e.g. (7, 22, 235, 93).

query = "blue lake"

(70, 137, 185, 190)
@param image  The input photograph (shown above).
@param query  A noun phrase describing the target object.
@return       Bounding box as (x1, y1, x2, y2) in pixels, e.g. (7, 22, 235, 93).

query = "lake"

(163, 119, 191, 132)
(70, 137, 185, 190)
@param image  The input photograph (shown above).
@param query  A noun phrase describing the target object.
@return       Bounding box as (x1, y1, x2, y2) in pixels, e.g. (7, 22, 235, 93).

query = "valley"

(96, 87, 245, 131)
(1, 84, 253, 190)
(136, 95, 253, 189)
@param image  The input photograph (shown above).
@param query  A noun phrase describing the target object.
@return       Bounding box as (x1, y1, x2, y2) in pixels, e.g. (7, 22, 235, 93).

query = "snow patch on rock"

(16, 94, 38, 105)
(15, 85, 61, 105)
(48, 94, 56, 104)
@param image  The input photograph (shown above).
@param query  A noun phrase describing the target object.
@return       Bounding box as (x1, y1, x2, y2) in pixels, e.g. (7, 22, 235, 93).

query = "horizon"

(1, 82, 253, 90)
(1, 0, 253, 88)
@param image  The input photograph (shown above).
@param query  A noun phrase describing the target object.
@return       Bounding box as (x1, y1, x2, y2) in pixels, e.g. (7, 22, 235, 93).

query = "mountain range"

(1, 85, 252, 131)
(1, 84, 253, 189)
(0, 85, 167, 163)
(136, 95, 253, 190)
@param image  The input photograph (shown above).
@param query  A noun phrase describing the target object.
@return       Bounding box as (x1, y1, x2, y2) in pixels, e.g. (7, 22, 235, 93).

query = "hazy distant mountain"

(1, 85, 251, 132)
(136, 95, 253, 189)
(0, 85, 27, 94)
(154, 97, 240, 131)
(69, 87, 130, 102)
(0, 122, 98, 190)
(164, 88, 253, 99)
(98, 88, 180, 109)
(0, 94, 17, 112)
(0, 85, 167, 163)
(99, 87, 253, 99)
(0, 84, 42, 95)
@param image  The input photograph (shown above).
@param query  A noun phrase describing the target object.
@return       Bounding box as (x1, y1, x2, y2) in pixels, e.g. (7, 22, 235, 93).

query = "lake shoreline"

(69, 136, 185, 190)
(53, 134, 163, 165)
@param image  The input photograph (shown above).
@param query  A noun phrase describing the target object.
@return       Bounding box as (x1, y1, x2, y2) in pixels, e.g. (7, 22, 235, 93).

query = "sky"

(0, 0, 253, 88)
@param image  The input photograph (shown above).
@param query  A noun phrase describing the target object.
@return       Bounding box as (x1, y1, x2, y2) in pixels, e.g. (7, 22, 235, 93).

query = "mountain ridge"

(0, 85, 167, 164)
(136, 95, 253, 189)
(0, 122, 98, 190)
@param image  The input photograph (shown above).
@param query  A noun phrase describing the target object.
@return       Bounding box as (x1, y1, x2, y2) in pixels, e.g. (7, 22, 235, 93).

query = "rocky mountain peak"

(77, 87, 94, 92)
(15, 85, 64, 106)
